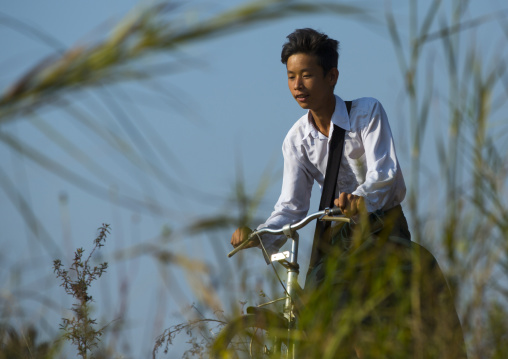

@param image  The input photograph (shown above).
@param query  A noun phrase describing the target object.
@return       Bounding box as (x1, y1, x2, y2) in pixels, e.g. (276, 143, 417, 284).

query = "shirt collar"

(302, 95, 351, 141)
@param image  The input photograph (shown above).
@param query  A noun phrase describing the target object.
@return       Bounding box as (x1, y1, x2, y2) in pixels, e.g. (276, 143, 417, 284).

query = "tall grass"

(0, 1, 373, 357)
(167, 1, 508, 357)
(385, 1, 508, 357)
(0, 0, 507, 358)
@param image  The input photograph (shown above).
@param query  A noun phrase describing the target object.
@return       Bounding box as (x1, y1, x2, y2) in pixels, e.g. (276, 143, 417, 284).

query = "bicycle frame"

(227, 207, 350, 358)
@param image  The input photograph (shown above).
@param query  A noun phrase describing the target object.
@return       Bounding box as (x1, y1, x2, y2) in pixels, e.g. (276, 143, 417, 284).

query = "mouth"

(295, 94, 309, 102)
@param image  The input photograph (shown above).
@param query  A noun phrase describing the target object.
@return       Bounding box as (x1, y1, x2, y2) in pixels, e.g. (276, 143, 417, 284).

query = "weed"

(53, 224, 110, 359)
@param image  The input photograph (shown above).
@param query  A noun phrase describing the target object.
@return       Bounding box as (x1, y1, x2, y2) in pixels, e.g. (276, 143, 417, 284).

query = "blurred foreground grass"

(0, 0, 507, 358)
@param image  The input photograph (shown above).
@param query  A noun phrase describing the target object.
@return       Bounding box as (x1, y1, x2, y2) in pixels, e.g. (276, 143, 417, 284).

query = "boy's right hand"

(335, 192, 366, 217)
(231, 226, 259, 249)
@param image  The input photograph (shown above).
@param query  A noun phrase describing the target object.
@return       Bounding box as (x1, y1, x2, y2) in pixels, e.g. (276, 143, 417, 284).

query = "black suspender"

(308, 100, 352, 271)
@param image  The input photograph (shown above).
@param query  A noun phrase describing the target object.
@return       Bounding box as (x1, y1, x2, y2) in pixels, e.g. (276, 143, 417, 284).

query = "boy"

(231, 28, 410, 255)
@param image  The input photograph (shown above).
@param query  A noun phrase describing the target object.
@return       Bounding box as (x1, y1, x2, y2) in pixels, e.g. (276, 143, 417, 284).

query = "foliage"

(0, 0, 373, 121)
(0, 0, 507, 358)
(0, 325, 60, 359)
(53, 224, 110, 359)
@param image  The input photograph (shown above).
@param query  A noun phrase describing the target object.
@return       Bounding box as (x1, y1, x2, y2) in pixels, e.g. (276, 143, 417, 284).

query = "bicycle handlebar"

(228, 207, 349, 258)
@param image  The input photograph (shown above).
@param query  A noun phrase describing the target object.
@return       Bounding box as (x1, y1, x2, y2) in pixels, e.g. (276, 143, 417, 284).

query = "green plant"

(53, 224, 110, 359)
(0, 325, 60, 359)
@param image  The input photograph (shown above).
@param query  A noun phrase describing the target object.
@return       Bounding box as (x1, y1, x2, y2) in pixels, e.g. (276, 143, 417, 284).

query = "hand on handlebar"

(335, 193, 366, 217)
(231, 226, 259, 249)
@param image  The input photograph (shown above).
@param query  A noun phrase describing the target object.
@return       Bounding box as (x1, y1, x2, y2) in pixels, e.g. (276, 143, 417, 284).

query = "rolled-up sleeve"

(351, 100, 404, 212)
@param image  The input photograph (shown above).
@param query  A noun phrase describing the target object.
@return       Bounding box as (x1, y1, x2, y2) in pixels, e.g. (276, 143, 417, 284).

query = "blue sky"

(1, 0, 507, 357)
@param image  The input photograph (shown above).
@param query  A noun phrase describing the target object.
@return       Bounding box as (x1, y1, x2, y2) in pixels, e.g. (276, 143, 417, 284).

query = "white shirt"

(258, 95, 406, 254)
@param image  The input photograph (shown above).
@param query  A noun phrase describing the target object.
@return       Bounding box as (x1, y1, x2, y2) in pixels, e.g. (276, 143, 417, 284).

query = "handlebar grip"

(328, 207, 343, 216)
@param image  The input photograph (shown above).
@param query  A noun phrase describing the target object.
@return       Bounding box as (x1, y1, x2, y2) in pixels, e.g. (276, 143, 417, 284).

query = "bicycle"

(210, 207, 349, 358)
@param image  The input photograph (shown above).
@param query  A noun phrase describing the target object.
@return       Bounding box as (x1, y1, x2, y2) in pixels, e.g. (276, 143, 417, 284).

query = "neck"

(310, 94, 336, 136)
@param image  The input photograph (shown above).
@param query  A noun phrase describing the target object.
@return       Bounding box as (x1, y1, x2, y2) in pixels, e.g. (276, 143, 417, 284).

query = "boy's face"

(286, 53, 338, 112)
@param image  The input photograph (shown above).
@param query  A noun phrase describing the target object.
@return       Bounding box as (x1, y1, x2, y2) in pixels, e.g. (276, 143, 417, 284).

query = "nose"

(293, 76, 303, 90)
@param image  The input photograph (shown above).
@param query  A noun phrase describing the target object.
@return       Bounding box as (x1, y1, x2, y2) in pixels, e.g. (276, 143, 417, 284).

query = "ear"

(328, 68, 339, 87)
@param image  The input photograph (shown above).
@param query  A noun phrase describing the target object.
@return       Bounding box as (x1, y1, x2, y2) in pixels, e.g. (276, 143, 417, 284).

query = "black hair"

(281, 28, 339, 75)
